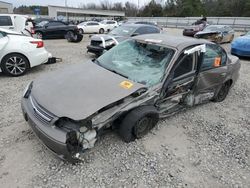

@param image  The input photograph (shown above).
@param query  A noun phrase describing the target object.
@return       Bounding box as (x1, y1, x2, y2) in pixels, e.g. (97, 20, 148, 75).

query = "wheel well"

(1, 52, 30, 68)
(225, 79, 233, 87)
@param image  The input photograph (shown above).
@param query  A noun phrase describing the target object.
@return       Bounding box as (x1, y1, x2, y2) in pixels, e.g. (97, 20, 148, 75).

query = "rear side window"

(0, 16, 12, 26)
(48, 22, 64, 26)
(201, 44, 227, 71)
(135, 27, 148, 35)
(146, 26, 160, 34)
(107, 21, 115, 24)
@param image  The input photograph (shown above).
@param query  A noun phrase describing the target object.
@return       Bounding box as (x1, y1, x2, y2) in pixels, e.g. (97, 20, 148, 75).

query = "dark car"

(195, 25, 235, 43)
(87, 24, 161, 55)
(22, 34, 240, 162)
(34, 20, 80, 40)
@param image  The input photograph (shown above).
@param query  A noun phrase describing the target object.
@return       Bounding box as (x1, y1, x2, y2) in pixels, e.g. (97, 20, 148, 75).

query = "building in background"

(0, 1, 13, 13)
(48, 5, 125, 21)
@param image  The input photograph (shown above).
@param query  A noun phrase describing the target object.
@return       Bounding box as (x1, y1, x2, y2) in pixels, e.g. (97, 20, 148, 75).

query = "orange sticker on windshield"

(120, 81, 133, 89)
(213, 57, 221, 67)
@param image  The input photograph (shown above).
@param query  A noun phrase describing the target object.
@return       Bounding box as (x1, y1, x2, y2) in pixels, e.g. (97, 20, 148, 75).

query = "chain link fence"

(128, 17, 250, 31)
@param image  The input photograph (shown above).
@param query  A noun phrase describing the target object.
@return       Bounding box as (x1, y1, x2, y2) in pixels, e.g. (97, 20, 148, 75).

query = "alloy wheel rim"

(5, 56, 26, 75)
(36, 33, 42, 39)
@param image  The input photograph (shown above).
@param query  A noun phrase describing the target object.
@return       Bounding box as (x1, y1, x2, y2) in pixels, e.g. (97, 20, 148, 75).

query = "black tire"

(35, 31, 43, 39)
(79, 28, 84, 34)
(99, 28, 104, 34)
(212, 82, 231, 102)
(1, 53, 29, 77)
(70, 34, 83, 43)
(118, 106, 159, 142)
(65, 31, 75, 42)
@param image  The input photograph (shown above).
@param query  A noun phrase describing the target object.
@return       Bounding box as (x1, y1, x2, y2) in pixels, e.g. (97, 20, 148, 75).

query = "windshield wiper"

(108, 69, 129, 79)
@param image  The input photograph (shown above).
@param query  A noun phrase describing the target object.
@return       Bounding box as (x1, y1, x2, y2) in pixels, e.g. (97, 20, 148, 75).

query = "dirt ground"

(0, 28, 249, 188)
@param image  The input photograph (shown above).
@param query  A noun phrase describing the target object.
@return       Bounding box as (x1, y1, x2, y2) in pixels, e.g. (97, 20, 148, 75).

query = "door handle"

(9, 27, 14, 29)
(220, 73, 226, 77)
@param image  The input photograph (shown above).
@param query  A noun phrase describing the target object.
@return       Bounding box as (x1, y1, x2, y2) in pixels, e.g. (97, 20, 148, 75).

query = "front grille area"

(30, 97, 54, 124)
(91, 40, 102, 46)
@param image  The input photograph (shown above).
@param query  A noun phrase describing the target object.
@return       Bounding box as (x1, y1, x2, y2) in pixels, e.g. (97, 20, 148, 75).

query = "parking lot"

(0, 28, 250, 188)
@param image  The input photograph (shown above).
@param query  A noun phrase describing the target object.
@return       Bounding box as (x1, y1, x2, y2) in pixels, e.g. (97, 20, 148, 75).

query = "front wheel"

(118, 106, 159, 142)
(1, 53, 29, 77)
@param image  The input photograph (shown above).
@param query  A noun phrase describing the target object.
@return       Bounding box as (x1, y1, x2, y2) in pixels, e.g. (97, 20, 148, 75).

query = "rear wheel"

(35, 31, 43, 39)
(1, 53, 29, 77)
(99, 28, 104, 34)
(212, 82, 231, 102)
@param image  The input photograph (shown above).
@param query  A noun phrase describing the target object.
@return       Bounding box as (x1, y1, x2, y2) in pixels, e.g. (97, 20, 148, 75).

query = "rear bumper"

(28, 49, 51, 67)
(21, 97, 78, 162)
(87, 45, 104, 55)
(183, 30, 197, 36)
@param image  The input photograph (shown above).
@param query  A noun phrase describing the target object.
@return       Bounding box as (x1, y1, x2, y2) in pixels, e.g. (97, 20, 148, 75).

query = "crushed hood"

(32, 61, 145, 120)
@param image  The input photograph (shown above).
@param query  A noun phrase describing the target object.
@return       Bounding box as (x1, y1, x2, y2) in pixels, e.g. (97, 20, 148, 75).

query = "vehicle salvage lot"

(0, 28, 250, 188)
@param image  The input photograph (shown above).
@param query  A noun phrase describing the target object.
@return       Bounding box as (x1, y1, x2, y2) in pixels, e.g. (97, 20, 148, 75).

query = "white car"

(77, 21, 107, 34)
(101, 20, 118, 31)
(0, 14, 34, 36)
(0, 28, 51, 77)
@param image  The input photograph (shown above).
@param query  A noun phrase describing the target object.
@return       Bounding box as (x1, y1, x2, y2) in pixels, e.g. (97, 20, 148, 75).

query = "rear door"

(0, 16, 14, 30)
(194, 44, 228, 102)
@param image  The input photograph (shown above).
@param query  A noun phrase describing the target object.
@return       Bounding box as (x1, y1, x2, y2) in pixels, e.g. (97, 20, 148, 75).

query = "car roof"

(133, 34, 212, 50)
(121, 23, 158, 29)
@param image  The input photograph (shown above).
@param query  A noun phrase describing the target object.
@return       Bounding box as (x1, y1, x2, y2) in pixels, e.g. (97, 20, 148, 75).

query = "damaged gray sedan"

(21, 34, 240, 162)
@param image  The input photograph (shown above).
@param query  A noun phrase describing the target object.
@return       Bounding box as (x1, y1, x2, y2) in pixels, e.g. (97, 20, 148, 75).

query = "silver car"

(22, 34, 240, 162)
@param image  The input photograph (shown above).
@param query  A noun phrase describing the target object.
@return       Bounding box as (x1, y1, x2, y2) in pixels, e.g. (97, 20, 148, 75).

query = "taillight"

(30, 41, 44, 48)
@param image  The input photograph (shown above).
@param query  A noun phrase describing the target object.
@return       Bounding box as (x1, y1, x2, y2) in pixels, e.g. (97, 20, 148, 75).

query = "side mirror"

(44, 25, 48, 28)
(131, 33, 139, 37)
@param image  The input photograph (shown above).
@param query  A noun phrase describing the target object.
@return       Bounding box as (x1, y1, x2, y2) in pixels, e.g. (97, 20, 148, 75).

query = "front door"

(156, 51, 198, 116)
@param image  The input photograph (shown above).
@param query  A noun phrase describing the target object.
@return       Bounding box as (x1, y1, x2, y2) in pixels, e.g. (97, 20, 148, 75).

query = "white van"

(0, 14, 34, 36)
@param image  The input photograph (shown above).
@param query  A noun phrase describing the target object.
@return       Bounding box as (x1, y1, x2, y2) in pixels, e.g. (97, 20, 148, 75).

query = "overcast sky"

(6, 0, 159, 8)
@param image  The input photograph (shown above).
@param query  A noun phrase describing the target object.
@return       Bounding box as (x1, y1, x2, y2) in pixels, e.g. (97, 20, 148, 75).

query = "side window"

(107, 21, 115, 24)
(173, 54, 195, 79)
(201, 44, 227, 71)
(0, 16, 12, 26)
(146, 27, 160, 34)
(48, 22, 64, 27)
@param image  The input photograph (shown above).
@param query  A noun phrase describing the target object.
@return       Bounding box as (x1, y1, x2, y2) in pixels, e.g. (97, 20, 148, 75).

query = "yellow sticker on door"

(120, 81, 133, 89)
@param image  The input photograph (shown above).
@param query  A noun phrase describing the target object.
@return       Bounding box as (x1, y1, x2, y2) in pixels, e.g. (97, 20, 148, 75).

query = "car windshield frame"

(96, 39, 176, 87)
(109, 25, 136, 36)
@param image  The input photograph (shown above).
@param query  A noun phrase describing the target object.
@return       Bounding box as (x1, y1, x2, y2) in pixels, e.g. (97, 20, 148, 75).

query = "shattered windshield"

(109, 26, 135, 36)
(97, 39, 175, 86)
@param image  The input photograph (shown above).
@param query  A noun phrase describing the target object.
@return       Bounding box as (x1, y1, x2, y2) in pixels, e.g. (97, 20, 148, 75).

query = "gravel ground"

(0, 28, 249, 188)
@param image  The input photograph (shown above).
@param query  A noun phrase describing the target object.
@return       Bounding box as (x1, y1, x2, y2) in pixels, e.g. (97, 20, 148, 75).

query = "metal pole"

(65, 0, 68, 22)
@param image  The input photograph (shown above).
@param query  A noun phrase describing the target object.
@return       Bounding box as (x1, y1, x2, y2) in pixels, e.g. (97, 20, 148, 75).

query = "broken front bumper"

(21, 97, 78, 162)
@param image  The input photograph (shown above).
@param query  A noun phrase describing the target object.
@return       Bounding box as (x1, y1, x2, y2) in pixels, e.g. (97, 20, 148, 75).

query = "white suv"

(0, 14, 34, 36)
